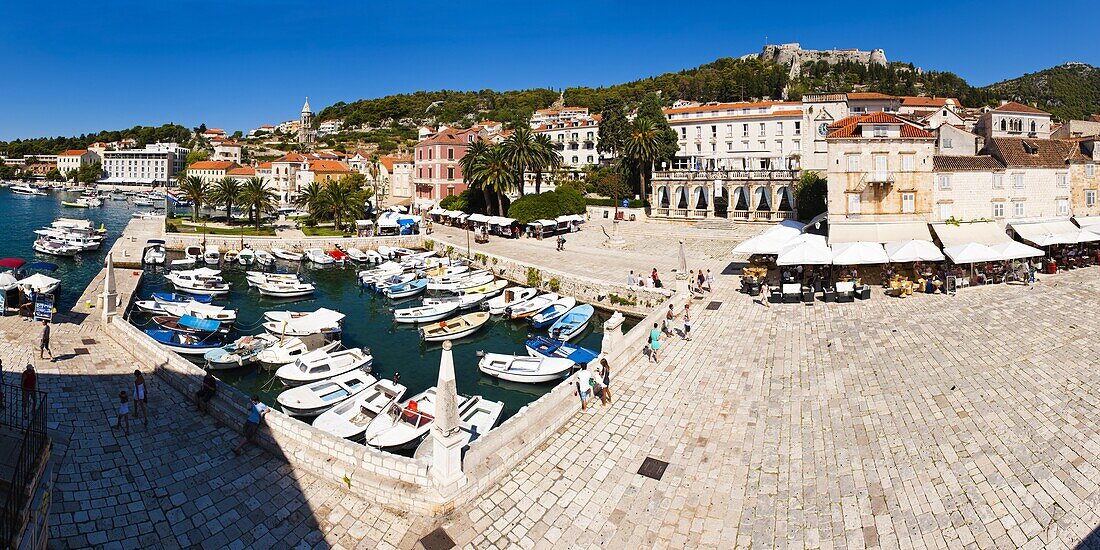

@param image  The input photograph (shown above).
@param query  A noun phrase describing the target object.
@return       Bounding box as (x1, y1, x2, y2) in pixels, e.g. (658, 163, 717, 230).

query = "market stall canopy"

(732, 220, 805, 256)
(0, 272, 17, 290)
(828, 221, 933, 245)
(16, 273, 60, 292)
(989, 241, 1044, 260)
(776, 234, 832, 266)
(830, 241, 888, 265)
(930, 221, 1012, 248)
(389, 205, 407, 213)
(1073, 215, 1100, 229)
(531, 219, 557, 227)
(377, 215, 399, 228)
(1009, 220, 1100, 246)
(446, 210, 466, 218)
(0, 258, 26, 269)
(885, 240, 945, 263)
(556, 214, 585, 223)
(428, 208, 446, 215)
(942, 243, 1000, 264)
(355, 219, 374, 227)
(488, 217, 516, 226)
(467, 213, 491, 223)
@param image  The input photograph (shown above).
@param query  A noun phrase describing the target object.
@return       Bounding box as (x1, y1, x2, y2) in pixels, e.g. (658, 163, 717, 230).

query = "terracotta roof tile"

(227, 166, 255, 176)
(58, 149, 88, 156)
(988, 137, 1088, 167)
(826, 112, 934, 139)
(993, 102, 1049, 115)
(662, 100, 801, 115)
(901, 96, 962, 108)
(305, 159, 351, 172)
(933, 155, 1004, 172)
(847, 92, 898, 100)
(188, 161, 237, 171)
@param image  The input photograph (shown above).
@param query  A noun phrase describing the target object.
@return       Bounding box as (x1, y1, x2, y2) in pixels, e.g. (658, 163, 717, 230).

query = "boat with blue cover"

(524, 335, 598, 366)
(145, 329, 226, 355)
(152, 292, 212, 305)
(548, 304, 594, 342)
(383, 278, 427, 299)
(529, 296, 576, 328)
(151, 314, 228, 335)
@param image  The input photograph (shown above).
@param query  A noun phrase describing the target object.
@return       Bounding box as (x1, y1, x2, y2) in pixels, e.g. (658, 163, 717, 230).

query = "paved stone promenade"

(9, 235, 1100, 548)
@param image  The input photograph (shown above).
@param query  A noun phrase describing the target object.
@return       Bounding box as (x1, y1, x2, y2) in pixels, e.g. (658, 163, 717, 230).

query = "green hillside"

(978, 63, 1100, 121)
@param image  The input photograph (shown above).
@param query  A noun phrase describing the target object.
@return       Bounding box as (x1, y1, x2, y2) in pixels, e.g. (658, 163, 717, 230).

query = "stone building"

(298, 97, 315, 146)
(973, 102, 1052, 141)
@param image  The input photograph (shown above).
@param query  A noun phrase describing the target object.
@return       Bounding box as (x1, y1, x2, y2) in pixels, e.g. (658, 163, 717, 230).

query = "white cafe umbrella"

(942, 243, 1000, 264)
(830, 241, 888, 265)
(0, 272, 18, 290)
(17, 273, 60, 293)
(776, 234, 832, 266)
(885, 240, 945, 263)
(989, 241, 1044, 261)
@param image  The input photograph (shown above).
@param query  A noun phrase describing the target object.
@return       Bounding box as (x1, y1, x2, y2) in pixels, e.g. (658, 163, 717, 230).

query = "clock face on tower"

(818, 122, 830, 137)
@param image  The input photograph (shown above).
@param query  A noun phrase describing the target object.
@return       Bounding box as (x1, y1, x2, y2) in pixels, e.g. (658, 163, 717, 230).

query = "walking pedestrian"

(21, 364, 36, 418)
(682, 303, 693, 341)
(133, 370, 148, 427)
(697, 270, 706, 292)
(195, 372, 217, 413)
(39, 320, 52, 360)
(651, 268, 662, 288)
(598, 358, 611, 405)
(116, 390, 130, 435)
(705, 269, 714, 291)
(574, 367, 592, 411)
(649, 323, 662, 363)
(663, 304, 674, 335)
(232, 395, 269, 455)
(760, 280, 771, 308)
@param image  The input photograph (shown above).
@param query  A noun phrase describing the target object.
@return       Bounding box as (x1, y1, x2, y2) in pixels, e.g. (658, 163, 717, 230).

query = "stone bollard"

(601, 312, 625, 360)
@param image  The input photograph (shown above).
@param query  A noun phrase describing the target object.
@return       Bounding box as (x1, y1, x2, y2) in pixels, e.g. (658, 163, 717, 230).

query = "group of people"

(626, 268, 664, 289)
(574, 357, 612, 412)
(114, 370, 149, 435)
(190, 371, 268, 455)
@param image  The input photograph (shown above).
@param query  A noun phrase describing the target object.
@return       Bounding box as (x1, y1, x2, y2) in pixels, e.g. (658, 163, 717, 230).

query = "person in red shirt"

(21, 364, 36, 418)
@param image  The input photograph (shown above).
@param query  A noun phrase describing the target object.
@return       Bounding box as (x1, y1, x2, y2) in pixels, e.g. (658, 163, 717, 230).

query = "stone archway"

(754, 186, 771, 211)
(776, 186, 794, 211)
(693, 186, 709, 210)
(657, 186, 670, 209)
(675, 186, 689, 209)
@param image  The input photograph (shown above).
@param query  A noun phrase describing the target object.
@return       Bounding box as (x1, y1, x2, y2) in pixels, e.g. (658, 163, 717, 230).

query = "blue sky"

(1, 0, 1097, 141)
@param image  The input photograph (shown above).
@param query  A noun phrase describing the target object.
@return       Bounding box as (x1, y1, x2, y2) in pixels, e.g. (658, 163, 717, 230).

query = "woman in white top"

(117, 391, 130, 435)
(134, 370, 148, 427)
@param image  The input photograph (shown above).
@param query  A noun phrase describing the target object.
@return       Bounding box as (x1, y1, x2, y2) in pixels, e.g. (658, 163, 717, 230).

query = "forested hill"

(0, 124, 192, 158)
(978, 63, 1100, 121)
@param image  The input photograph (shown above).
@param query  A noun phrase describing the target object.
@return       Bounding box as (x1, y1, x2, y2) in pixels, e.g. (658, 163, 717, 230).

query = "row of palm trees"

(295, 175, 373, 232)
(459, 127, 562, 215)
(175, 174, 278, 229)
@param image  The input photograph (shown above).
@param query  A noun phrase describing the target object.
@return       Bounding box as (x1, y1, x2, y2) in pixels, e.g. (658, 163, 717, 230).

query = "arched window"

(1030, 120, 1036, 132)
(733, 187, 749, 211)
(693, 186, 709, 209)
(1000, 119, 1007, 132)
(675, 186, 689, 209)
(657, 186, 670, 208)
(754, 187, 771, 211)
(776, 186, 794, 211)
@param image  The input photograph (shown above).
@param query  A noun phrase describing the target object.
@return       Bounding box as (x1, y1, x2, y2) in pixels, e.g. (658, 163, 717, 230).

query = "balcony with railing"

(652, 169, 800, 182)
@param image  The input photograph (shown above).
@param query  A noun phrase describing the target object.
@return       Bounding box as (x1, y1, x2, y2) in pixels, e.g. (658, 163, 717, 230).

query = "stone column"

(101, 254, 118, 323)
(601, 312, 625, 360)
(430, 341, 467, 490)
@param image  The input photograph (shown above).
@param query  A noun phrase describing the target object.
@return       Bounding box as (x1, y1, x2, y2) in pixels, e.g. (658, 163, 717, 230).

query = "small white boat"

(245, 271, 300, 288)
(364, 389, 480, 451)
(160, 301, 238, 322)
(427, 270, 494, 292)
(304, 248, 334, 265)
(477, 353, 575, 383)
(254, 250, 275, 267)
(263, 308, 345, 336)
(32, 238, 80, 257)
(363, 250, 384, 264)
(11, 184, 47, 196)
(271, 248, 304, 261)
(143, 240, 167, 265)
(549, 304, 595, 342)
(258, 281, 316, 298)
(507, 293, 561, 320)
(528, 296, 576, 326)
(422, 293, 490, 311)
(277, 368, 376, 416)
(359, 264, 408, 288)
(204, 333, 279, 370)
(166, 268, 230, 296)
(237, 248, 255, 266)
(203, 246, 220, 265)
(421, 264, 469, 279)
(376, 245, 397, 259)
(257, 337, 340, 367)
(344, 247, 369, 262)
(171, 245, 202, 267)
(418, 312, 491, 342)
(393, 301, 460, 324)
(312, 379, 407, 441)
(373, 272, 416, 292)
(484, 287, 538, 315)
(456, 279, 509, 298)
(414, 396, 504, 463)
(383, 279, 427, 299)
(223, 249, 239, 264)
(274, 347, 373, 387)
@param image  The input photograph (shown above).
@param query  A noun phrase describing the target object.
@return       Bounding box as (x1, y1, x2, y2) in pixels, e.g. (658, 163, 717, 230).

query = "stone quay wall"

(423, 239, 672, 317)
(104, 304, 444, 514)
(160, 233, 425, 254)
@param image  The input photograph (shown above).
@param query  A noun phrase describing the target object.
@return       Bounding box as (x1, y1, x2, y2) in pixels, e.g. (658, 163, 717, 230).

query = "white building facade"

(664, 101, 805, 171)
(100, 143, 189, 186)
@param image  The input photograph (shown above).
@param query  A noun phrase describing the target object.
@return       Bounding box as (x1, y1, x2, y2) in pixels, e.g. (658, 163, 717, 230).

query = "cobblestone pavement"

(406, 267, 1100, 549)
(14, 231, 1100, 549)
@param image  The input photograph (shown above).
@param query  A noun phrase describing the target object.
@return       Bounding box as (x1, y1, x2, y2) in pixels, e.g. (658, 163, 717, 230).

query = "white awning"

(16, 273, 60, 291)
(468, 213, 491, 223)
(989, 241, 1044, 260)
(488, 216, 515, 226)
(531, 219, 557, 227)
(885, 240, 945, 263)
(943, 243, 1000, 264)
(732, 220, 805, 255)
(355, 219, 374, 227)
(1010, 219, 1100, 245)
(556, 214, 584, 223)
(776, 234, 832, 266)
(446, 210, 466, 218)
(830, 241, 888, 265)
(428, 208, 446, 215)
(930, 221, 1012, 248)
(828, 221, 933, 245)
(284, 308, 345, 332)
(1073, 215, 1100, 228)
(377, 216, 399, 228)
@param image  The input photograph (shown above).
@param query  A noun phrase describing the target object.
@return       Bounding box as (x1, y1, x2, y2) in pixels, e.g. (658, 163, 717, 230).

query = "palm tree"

(208, 176, 242, 223)
(176, 174, 207, 222)
(501, 126, 538, 197)
(460, 140, 493, 214)
(622, 119, 664, 198)
(238, 177, 278, 229)
(296, 181, 325, 219)
(532, 133, 560, 195)
(468, 145, 516, 217)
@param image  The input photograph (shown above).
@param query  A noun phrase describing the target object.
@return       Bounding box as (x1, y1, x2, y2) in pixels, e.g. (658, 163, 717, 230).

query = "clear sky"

(2, 0, 1097, 141)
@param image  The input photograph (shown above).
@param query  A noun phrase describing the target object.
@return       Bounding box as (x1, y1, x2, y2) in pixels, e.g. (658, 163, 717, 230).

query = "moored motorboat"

(203, 333, 280, 370)
(422, 293, 489, 311)
(418, 312, 490, 342)
(548, 304, 595, 341)
(525, 336, 598, 367)
(32, 238, 80, 257)
(343, 247, 369, 262)
(312, 379, 407, 441)
(150, 314, 228, 335)
(507, 292, 560, 320)
(166, 268, 230, 296)
(530, 296, 577, 328)
(456, 279, 509, 298)
(258, 281, 316, 298)
(477, 353, 575, 383)
(484, 287, 537, 315)
(383, 278, 427, 299)
(327, 249, 348, 264)
(144, 329, 225, 355)
(363, 389, 479, 451)
(304, 248, 334, 265)
(160, 301, 237, 322)
(223, 249, 239, 264)
(143, 240, 167, 265)
(393, 301, 460, 324)
(373, 272, 415, 293)
(254, 249, 275, 267)
(152, 292, 213, 305)
(256, 337, 340, 367)
(262, 308, 345, 336)
(277, 368, 375, 417)
(274, 346, 373, 387)
(237, 248, 256, 266)
(271, 247, 304, 261)
(245, 271, 301, 288)
(203, 246, 220, 265)
(413, 396, 504, 462)
(427, 270, 493, 292)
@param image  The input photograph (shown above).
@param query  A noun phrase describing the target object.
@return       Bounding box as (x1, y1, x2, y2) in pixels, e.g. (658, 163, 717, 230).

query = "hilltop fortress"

(742, 43, 887, 75)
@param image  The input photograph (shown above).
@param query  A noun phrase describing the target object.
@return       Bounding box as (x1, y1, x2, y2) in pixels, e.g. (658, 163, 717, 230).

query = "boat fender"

(475, 350, 486, 357)
(439, 321, 446, 327)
